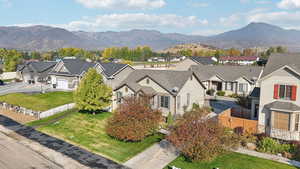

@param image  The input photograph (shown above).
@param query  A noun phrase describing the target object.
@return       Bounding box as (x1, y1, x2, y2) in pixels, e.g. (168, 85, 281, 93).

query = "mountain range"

(1, 22, 300, 51)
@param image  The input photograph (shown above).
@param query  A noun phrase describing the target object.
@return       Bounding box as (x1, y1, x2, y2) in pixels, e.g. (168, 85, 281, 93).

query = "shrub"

(106, 97, 162, 142)
(206, 89, 215, 96)
(228, 93, 239, 98)
(167, 108, 239, 162)
(166, 112, 174, 127)
(216, 91, 225, 96)
(257, 137, 294, 154)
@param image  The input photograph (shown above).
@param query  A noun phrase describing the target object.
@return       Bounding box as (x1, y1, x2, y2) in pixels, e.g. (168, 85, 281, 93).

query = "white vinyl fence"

(0, 72, 17, 80)
(38, 103, 76, 119)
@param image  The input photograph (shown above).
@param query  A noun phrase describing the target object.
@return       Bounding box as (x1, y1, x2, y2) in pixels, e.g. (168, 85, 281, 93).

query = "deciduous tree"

(74, 68, 112, 114)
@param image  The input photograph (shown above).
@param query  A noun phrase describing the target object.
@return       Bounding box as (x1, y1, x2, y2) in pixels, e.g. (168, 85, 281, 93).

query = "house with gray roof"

(174, 56, 217, 71)
(49, 58, 134, 90)
(190, 65, 263, 96)
(253, 53, 300, 141)
(113, 69, 206, 117)
(17, 61, 57, 84)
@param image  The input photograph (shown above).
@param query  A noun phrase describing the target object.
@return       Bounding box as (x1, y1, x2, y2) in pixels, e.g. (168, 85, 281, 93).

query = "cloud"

(188, 1, 209, 8)
(64, 13, 208, 31)
(249, 11, 300, 26)
(12, 13, 208, 32)
(278, 0, 300, 9)
(75, 0, 166, 10)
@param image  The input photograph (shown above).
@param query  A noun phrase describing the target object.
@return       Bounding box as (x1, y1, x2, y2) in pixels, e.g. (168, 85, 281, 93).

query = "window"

(177, 95, 181, 109)
(116, 92, 123, 104)
(296, 114, 300, 131)
(190, 76, 193, 81)
(125, 87, 128, 93)
(187, 93, 190, 106)
(279, 85, 292, 100)
(273, 111, 290, 130)
(146, 78, 150, 84)
(160, 96, 170, 109)
(239, 83, 248, 93)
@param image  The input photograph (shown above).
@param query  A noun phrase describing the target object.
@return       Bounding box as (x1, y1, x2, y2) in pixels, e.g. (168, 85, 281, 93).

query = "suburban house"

(190, 65, 263, 96)
(174, 56, 217, 70)
(252, 53, 300, 141)
(17, 61, 57, 84)
(113, 70, 206, 117)
(49, 58, 134, 90)
(219, 56, 259, 65)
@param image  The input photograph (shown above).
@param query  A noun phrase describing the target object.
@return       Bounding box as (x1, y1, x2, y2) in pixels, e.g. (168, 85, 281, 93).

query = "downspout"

(174, 95, 177, 118)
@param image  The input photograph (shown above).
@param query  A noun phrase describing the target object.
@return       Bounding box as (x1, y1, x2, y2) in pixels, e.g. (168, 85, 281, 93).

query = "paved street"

(0, 132, 62, 169)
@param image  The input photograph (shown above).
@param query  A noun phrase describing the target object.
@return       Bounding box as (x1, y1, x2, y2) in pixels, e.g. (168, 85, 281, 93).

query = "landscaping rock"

(246, 142, 257, 150)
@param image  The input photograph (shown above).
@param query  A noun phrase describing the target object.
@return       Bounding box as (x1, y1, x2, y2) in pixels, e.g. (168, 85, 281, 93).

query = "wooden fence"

(218, 108, 258, 134)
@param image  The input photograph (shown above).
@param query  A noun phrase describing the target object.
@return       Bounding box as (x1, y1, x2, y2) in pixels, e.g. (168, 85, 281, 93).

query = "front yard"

(165, 153, 299, 169)
(37, 110, 163, 163)
(0, 92, 73, 111)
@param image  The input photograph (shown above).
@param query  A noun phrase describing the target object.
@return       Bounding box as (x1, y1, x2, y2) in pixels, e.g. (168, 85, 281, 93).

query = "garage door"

(57, 80, 69, 90)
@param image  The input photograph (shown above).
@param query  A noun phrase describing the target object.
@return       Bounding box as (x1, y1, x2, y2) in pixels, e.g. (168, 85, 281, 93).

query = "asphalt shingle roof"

(190, 65, 263, 82)
(249, 87, 260, 98)
(191, 56, 215, 65)
(62, 59, 97, 75)
(261, 53, 300, 79)
(99, 62, 128, 77)
(116, 70, 195, 95)
(265, 101, 300, 112)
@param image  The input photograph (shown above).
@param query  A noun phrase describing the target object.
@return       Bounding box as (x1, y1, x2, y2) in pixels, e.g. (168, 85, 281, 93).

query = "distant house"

(147, 57, 166, 62)
(113, 70, 206, 117)
(175, 56, 217, 71)
(219, 56, 259, 65)
(191, 65, 263, 96)
(17, 61, 57, 84)
(49, 58, 134, 90)
(251, 53, 300, 141)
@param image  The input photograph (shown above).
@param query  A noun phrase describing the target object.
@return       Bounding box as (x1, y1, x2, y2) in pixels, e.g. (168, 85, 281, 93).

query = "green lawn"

(0, 92, 73, 111)
(38, 110, 163, 163)
(165, 153, 299, 169)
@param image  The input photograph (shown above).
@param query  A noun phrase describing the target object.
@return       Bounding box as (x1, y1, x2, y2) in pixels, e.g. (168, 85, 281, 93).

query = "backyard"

(37, 110, 163, 163)
(165, 153, 299, 169)
(0, 92, 73, 111)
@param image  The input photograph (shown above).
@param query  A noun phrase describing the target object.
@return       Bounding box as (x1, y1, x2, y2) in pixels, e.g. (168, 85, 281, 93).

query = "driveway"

(0, 132, 62, 169)
(209, 98, 239, 114)
(0, 83, 54, 96)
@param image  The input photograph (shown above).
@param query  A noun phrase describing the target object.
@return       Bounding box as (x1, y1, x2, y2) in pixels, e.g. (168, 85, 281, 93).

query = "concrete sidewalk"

(235, 148, 300, 168)
(124, 140, 179, 169)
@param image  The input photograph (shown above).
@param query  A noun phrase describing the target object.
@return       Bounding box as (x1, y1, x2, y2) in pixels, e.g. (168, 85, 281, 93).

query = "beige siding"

(109, 66, 134, 89)
(177, 74, 206, 115)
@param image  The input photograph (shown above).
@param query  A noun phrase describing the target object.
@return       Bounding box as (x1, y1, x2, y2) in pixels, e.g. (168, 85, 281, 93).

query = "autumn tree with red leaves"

(106, 96, 162, 142)
(167, 107, 239, 162)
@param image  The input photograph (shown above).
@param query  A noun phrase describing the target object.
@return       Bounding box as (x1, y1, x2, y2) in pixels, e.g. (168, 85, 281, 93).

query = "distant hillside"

(161, 43, 217, 54)
(1, 22, 300, 51)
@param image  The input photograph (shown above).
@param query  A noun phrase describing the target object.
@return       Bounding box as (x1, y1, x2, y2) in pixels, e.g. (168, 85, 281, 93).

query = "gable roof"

(115, 70, 202, 95)
(18, 61, 57, 73)
(98, 62, 129, 78)
(265, 101, 300, 112)
(220, 56, 258, 61)
(190, 56, 215, 65)
(191, 65, 263, 82)
(261, 53, 300, 79)
(50, 59, 97, 76)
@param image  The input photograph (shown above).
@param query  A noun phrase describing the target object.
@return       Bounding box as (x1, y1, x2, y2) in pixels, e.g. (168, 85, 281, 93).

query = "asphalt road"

(0, 132, 62, 169)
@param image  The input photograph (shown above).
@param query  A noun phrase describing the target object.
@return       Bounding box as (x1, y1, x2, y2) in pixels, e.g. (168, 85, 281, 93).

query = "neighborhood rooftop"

(190, 65, 263, 82)
(50, 59, 97, 76)
(261, 53, 300, 79)
(115, 69, 199, 95)
(190, 56, 215, 65)
(99, 62, 128, 78)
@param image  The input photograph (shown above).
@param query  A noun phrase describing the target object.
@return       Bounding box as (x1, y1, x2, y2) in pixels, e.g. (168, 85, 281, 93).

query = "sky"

(1, 0, 300, 35)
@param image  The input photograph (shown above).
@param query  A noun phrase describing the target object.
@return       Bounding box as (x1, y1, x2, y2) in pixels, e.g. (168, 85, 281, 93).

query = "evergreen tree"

(74, 68, 112, 114)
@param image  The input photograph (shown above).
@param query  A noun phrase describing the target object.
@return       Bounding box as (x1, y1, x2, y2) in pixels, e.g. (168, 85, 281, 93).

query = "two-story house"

(191, 65, 263, 96)
(254, 53, 300, 141)
(113, 70, 206, 117)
